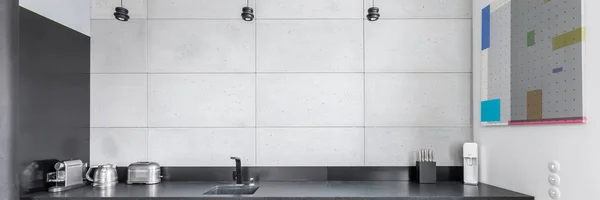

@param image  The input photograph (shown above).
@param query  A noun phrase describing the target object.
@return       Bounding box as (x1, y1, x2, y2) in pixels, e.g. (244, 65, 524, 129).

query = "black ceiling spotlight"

(114, 0, 130, 22)
(366, 0, 380, 21)
(241, 0, 254, 21)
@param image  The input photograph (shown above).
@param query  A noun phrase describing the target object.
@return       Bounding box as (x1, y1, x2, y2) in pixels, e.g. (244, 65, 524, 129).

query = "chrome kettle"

(85, 164, 118, 187)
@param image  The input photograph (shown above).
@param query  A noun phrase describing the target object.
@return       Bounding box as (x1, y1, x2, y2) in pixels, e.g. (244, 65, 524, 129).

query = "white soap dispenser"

(463, 143, 478, 185)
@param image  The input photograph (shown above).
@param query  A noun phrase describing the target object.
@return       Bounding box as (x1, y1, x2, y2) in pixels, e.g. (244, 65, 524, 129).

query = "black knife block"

(416, 161, 436, 184)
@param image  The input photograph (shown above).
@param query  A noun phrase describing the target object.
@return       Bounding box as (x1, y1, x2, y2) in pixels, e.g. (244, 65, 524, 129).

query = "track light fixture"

(241, 0, 254, 21)
(114, 0, 130, 22)
(366, 0, 380, 21)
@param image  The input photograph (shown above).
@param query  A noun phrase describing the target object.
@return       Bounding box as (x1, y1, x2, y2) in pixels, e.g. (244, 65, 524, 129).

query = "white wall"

(90, 0, 473, 167)
(20, 0, 90, 35)
(473, 0, 598, 199)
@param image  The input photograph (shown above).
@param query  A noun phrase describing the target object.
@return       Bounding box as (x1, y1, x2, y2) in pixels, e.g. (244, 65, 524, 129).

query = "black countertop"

(23, 181, 533, 200)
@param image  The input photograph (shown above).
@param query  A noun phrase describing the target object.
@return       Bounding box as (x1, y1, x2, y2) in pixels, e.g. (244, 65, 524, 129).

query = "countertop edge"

(23, 197, 535, 200)
(21, 181, 534, 200)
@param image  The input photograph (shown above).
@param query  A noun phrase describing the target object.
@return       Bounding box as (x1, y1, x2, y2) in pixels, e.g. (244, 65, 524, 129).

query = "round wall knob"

(548, 160, 561, 173)
(548, 187, 561, 199)
(548, 174, 561, 186)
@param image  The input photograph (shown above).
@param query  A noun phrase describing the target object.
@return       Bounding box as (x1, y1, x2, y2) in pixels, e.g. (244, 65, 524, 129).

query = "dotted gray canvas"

(510, 0, 583, 121)
(488, 2, 511, 124)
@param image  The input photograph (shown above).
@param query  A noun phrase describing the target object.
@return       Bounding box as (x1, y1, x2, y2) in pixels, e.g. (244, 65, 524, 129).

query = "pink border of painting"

(508, 118, 587, 125)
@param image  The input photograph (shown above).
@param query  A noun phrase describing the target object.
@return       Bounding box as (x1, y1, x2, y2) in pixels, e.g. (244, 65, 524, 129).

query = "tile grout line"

(362, 0, 366, 166)
(93, 18, 472, 21)
(89, 8, 92, 165)
(146, 0, 150, 161)
(254, 0, 258, 166)
(90, 125, 474, 128)
(88, 72, 474, 74)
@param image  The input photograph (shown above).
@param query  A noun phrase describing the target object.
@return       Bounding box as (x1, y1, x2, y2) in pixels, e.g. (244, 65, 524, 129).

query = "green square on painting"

(527, 31, 535, 47)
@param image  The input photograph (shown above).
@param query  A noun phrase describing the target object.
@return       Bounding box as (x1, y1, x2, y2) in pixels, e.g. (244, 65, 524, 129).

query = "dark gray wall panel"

(114, 166, 464, 182)
(16, 7, 90, 195)
(0, 0, 18, 199)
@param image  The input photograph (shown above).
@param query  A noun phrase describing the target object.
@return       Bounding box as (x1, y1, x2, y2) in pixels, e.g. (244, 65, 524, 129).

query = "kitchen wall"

(472, 0, 599, 199)
(11, 0, 91, 196)
(17, 4, 91, 194)
(91, 0, 473, 167)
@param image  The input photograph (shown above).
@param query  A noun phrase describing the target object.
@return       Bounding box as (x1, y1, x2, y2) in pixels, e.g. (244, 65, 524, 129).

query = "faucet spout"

(230, 157, 242, 184)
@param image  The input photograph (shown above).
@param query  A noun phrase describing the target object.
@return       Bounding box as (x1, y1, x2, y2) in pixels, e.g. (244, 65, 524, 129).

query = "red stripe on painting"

(508, 118, 587, 125)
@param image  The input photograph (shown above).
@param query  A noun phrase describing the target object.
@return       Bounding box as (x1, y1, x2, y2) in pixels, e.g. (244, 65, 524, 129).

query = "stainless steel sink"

(203, 185, 260, 195)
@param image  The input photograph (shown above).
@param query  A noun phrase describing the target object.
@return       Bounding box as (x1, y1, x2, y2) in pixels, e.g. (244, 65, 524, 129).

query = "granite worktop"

(23, 181, 533, 200)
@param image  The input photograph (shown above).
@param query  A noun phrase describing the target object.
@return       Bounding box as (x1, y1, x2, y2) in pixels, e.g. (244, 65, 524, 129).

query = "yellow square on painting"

(552, 28, 585, 50)
(527, 90, 543, 120)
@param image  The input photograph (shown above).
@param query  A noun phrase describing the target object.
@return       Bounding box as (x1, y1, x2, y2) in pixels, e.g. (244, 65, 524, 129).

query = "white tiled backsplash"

(90, 0, 473, 166)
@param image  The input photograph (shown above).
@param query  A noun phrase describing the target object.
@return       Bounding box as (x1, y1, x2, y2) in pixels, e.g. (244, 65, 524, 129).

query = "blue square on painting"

(481, 99, 500, 122)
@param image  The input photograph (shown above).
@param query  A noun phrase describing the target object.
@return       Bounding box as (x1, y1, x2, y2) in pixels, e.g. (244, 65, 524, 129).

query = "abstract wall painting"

(481, 0, 586, 125)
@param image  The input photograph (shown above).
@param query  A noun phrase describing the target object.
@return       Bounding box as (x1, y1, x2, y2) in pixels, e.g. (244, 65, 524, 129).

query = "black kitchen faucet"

(230, 157, 242, 184)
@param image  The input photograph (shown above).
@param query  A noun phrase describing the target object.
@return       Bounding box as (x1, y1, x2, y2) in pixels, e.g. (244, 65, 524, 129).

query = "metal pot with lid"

(85, 164, 118, 187)
(127, 162, 161, 184)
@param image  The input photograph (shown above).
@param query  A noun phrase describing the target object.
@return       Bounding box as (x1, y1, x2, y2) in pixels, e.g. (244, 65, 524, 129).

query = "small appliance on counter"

(463, 143, 479, 185)
(127, 162, 161, 185)
(46, 159, 87, 192)
(86, 164, 118, 187)
(416, 149, 436, 184)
